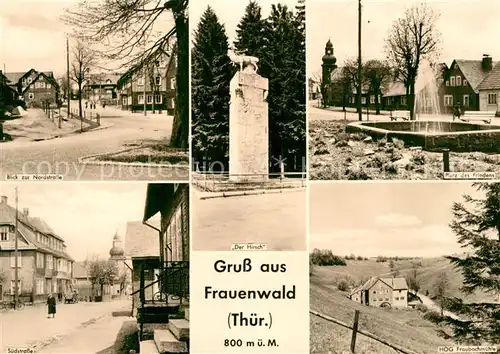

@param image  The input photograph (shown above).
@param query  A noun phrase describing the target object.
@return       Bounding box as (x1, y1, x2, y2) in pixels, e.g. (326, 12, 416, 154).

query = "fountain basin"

(346, 121, 500, 153)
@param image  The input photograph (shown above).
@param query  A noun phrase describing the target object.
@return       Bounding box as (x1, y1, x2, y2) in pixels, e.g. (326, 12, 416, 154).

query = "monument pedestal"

(229, 67, 269, 182)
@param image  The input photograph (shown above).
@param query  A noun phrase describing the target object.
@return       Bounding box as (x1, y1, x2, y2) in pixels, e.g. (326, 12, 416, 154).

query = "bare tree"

(62, 0, 188, 148)
(71, 41, 96, 119)
(364, 59, 392, 115)
(58, 76, 70, 103)
(384, 3, 441, 120)
(434, 271, 450, 316)
(341, 58, 368, 113)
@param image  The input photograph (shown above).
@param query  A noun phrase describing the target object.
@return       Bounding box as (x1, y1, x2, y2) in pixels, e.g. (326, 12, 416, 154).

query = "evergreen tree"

(191, 7, 232, 171)
(233, 1, 268, 58)
(265, 3, 306, 173)
(443, 182, 500, 344)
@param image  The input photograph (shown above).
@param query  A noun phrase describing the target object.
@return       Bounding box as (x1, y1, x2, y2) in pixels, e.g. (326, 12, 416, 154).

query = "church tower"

(322, 39, 338, 87)
(108, 230, 129, 297)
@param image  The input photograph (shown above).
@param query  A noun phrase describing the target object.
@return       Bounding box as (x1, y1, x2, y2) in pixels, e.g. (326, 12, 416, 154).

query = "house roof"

(477, 62, 500, 91)
(454, 60, 498, 93)
(5, 70, 55, 85)
(358, 276, 409, 292)
(0, 201, 73, 260)
(73, 261, 88, 278)
(125, 221, 160, 259)
(22, 72, 59, 94)
(85, 73, 123, 86)
(383, 82, 406, 97)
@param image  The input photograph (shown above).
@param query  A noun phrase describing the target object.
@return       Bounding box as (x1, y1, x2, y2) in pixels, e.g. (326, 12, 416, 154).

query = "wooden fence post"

(442, 149, 450, 173)
(350, 310, 360, 353)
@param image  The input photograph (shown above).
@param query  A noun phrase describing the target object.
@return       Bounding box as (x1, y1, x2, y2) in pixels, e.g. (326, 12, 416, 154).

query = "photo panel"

(309, 181, 500, 353)
(307, 0, 500, 181)
(1, 0, 189, 181)
(0, 182, 190, 354)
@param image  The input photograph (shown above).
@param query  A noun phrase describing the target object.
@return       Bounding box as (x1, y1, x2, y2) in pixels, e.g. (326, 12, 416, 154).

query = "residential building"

(83, 73, 122, 106)
(72, 261, 92, 299)
(0, 71, 18, 109)
(309, 78, 319, 101)
(5, 69, 59, 108)
(0, 196, 74, 304)
(349, 276, 408, 309)
(117, 38, 177, 115)
(442, 55, 496, 113)
(130, 183, 190, 350)
(477, 62, 500, 112)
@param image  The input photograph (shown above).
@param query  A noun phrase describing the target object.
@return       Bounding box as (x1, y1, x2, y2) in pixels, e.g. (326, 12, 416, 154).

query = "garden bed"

(95, 141, 189, 165)
(309, 120, 500, 180)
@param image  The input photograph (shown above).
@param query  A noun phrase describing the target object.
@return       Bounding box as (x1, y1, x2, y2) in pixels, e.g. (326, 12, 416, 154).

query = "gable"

(22, 72, 57, 94)
(477, 62, 500, 91)
(452, 60, 498, 93)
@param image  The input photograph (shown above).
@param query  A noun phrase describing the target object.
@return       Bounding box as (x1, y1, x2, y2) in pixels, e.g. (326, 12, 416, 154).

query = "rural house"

(83, 73, 122, 106)
(72, 261, 92, 299)
(477, 61, 500, 113)
(0, 196, 74, 304)
(349, 276, 408, 309)
(442, 55, 496, 113)
(117, 37, 177, 115)
(5, 69, 59, 108)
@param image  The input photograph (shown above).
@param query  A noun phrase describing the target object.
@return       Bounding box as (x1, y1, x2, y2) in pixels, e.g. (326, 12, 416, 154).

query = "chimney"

(23, 208, 29, 216)
(1, 196, 7, 204)
(482, 54, 493, 71)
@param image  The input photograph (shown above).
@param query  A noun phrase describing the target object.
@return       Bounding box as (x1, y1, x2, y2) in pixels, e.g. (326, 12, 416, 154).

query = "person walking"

(47, 293, 56, 319)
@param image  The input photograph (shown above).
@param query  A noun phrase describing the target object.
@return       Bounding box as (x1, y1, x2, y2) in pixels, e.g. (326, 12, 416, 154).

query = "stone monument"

(228, 54, 269, 182)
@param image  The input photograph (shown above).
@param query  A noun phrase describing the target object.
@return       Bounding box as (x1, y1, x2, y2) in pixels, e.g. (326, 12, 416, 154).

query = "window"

(488, 93, 497, 105)
(170, 98, 175, 109)
(147, 95, 153, 104)
(373, 290, 376, 294)
(28, 77, 33, 84)
(36, 232, 40, 242)
(138, 95, 144, 104)
(463, 94, 470, 107)
(445, 81, 449, 87)
(379, 297, 383, 301)
(456, 76, 462, 86)
(463, 80, 468, 87)
(401, 96, 407, 105)
(385, 298, 389, 301)
(46, 254, 53, 269)
(46, 83, 51, 89)
(10, 252, 22, 267)
(28, 93, 34, 99)
(450, 76, 456, 86)
(155, 94, 162, 104)
(137, 78, 144, 86)
(22, 79, 27, 86)
(36, 279, 45, 294)
(400, 296, 405, 301)
(154, 76, 161, 86)
(361, 97, 366, 104)
(36, 253, 44, 268)
(155, 60, 160, 67)
(395, 297, 399, 300)
(444, 95, 453, 107)
(10, 280, 22, 295)
(0, 226, 9, 241)
(122, 96, 127, 105)
(370, 95, 375, 104)
(170, 78, 176, 90)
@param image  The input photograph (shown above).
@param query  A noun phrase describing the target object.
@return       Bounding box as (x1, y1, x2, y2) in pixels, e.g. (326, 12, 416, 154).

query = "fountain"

(345, 59, 500, 153)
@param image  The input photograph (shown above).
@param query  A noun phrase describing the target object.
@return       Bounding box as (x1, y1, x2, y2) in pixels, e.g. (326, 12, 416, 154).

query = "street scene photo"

(0, 0, 189, 180)
(307, 0, 500, 180)
(0, 182, 190, 354)
(190, 0, 307, 252)
(309, 182, 500, 353)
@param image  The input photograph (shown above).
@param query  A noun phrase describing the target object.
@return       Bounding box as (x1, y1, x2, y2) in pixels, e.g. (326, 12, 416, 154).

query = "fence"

(310, 309, 419, 354)
(192, 171, 307, 192)
(69, 108, 101, 128)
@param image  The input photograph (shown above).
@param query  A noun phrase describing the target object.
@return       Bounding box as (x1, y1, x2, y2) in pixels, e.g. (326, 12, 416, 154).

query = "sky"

(307, 0, 500, 78)
(1, 182, 161, 262)
(0, 0, 174, 77)
(190, 0, 301, 45)
(309, 182, 482, 258)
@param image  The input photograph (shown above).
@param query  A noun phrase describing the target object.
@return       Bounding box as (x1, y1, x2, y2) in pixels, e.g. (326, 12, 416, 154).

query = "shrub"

(337, 280, 349, 291)
(392, 138, 405, 149)
(310, 249, 347, 266)
(376, 256, 388, 263)
(357, 256, 364, 260)
(415, 303, 428, 313)
(423, 310, 444, 324)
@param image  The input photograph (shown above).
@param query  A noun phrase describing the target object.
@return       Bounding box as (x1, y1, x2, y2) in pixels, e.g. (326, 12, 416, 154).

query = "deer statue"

(228, 50, 259, 74)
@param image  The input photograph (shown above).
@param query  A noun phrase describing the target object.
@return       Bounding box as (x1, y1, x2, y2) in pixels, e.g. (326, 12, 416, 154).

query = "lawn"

(309, 120, 500, 180)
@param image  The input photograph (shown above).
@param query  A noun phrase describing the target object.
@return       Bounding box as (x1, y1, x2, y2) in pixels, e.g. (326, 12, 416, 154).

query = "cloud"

(374, 213, 422, 228)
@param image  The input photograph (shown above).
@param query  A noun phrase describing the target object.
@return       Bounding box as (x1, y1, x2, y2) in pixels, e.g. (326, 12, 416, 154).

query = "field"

(309, 120, 500, 180)
(310, 269, 452, 354)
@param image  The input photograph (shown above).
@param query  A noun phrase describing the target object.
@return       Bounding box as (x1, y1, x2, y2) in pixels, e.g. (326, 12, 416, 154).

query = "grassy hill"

(318, 257, 496, 303)
(310, 266, 453, 354)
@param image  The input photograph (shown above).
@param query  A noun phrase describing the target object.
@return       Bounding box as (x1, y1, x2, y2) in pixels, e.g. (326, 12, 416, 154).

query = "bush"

(376, 256, 388, 263)
(310, 249, 347, 266)
(337, 280, 349, 291)
(423, 310, 444, 324)
(415, 303, 428, 313)
(357, 256, 364, 260)
(392, 138, 405, 149)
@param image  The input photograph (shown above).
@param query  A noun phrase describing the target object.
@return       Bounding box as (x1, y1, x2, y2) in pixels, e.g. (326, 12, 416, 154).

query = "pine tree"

(265, 3, 306, 173)
(443, 182, 500, 344)
(233, 1, 268, 58)
(191, 6, 233, 171)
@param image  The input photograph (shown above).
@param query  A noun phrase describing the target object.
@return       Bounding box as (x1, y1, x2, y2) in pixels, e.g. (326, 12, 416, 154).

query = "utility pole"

(66, 36, 70, 127)
(143, 0, 147, 116)
(14, 187, 19, 308)
(357, 0, 362, 121)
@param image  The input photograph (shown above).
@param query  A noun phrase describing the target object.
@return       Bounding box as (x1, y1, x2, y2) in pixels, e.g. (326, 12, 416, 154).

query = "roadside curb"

(198, 187, 305, 200)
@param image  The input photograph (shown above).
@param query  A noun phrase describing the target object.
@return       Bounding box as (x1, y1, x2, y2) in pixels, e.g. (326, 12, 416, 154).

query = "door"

(364, 290, 369, 306)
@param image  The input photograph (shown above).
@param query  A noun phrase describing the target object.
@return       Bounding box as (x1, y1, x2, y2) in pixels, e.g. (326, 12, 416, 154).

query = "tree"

(85, 257, 118, 298)
(233, 1, 268, 58)
(384, 3, 441, 120)
(434, 271, 450, 316)
(191, 6, 232, 171)
(341, 58, 367, 113)
(71, 40, 96, 119)
(58, 76, 70, 103)
(442, 182, 500, 344)
(364, 60, 392, 114)
(62, 0, 188, 149)
(406, 262, 421, 293)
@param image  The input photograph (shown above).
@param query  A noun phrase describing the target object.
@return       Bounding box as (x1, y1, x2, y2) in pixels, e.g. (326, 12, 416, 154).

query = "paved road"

(192, 189, 307, 251)
(0, 299, 131, 352)
(1, 104, 188, 180)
